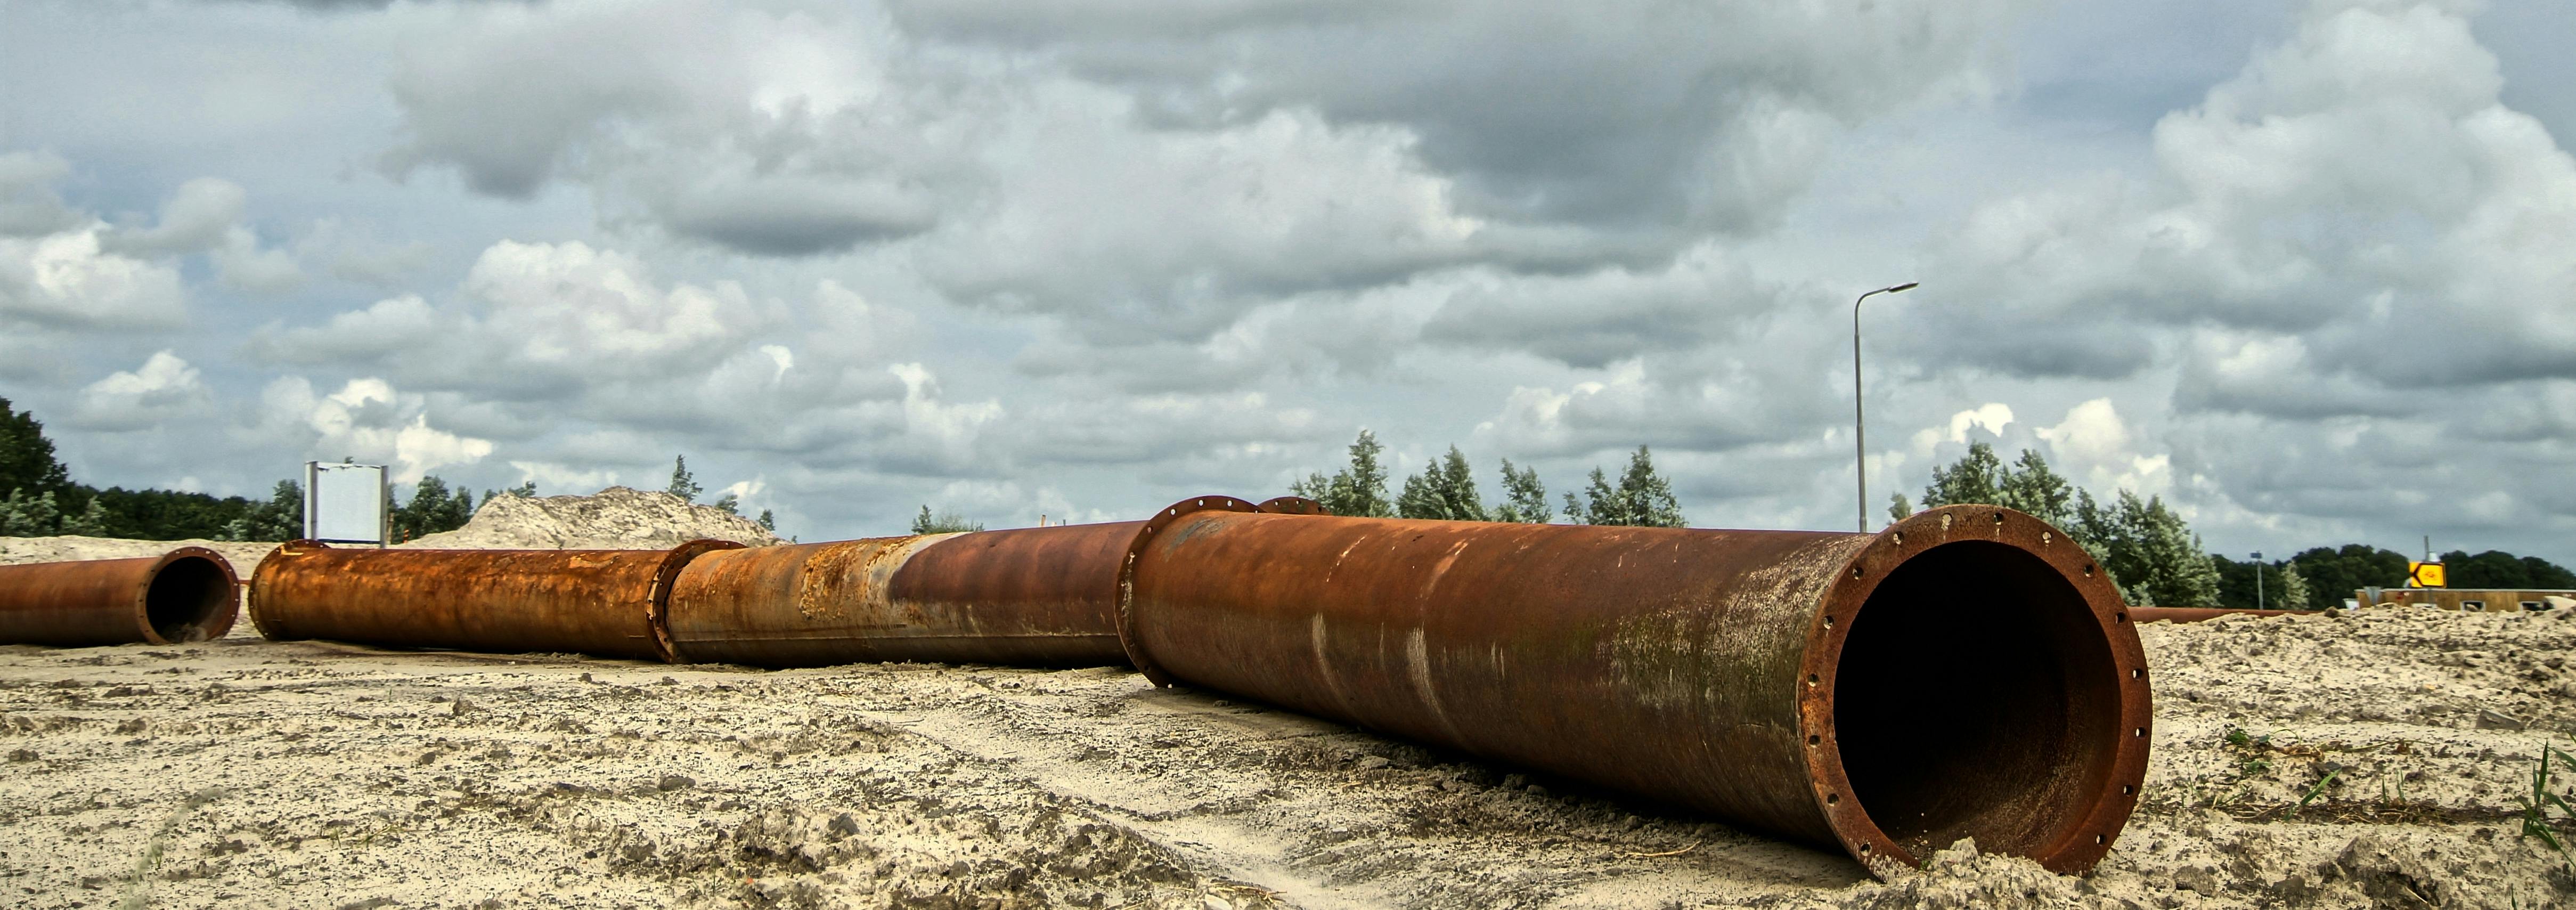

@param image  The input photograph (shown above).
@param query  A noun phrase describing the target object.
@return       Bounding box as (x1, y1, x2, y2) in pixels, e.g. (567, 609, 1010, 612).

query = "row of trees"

(1892, 442, 2226, 608)
(1288, 430, 1686, 527)
(1897, 441, 2575, 607)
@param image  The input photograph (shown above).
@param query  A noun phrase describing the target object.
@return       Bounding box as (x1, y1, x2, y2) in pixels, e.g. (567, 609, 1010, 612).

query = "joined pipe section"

(1118, 504, 2150, 874)
(0, 548, 240, 646)
(665, 497, 1277, 668)
(247, 540, 740, 662)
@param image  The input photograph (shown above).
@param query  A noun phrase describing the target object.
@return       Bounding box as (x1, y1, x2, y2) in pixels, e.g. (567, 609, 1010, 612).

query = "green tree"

(2213, 554, 2322, 611)
(0, 399, 74, 502)
(2276, 561, 2311, 611)
(667, 456, 702, 504)
(910, 505, 982, 534)
(482, 481, 537, 502)
(1563, 446, 1684, 527)
(710, 492, 741, 515)
(221, 480, 303, 542)
(392, 476, 475, 541)
(1493, 459, 1552, 524)
(1887, 492, 1913, 524)
(2440, 549, 2576, 590)
(1289, 430, 1393, 518)
(2288, 545, 2410, 607)
(1, 489, 61, 537)
(59, 495, 110, 536)
(1396, 446, 1489, 522)
(1920, 441, 2006, 510)
(756, 509, 777, 532)
(2110, 492, 2220, 607)
(1995, 449, 2077, 529)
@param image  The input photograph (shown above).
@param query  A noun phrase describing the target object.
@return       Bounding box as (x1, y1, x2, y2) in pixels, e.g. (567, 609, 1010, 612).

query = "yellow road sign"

(2408, 561, 2445, 588)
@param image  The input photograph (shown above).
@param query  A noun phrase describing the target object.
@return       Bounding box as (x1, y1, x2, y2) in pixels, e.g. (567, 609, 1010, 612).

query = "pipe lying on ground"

(247, 540, 740, 661)
(0, 548, 240, 646)
(2128, 606, 2295, 623)
(663, 497, 1292, 668)
(1117, 503, 2151, 874)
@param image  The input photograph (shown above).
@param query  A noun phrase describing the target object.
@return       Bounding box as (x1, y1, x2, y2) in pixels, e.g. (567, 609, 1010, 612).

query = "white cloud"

(2035, 398, 2172, 498)
(0, 228, 186, 330)
(69, 351, 207, 431)
(258, 376, 496, 483)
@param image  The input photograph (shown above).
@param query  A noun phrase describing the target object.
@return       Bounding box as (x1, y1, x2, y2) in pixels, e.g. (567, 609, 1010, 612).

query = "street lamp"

(2251, 551, 2264, 610)
(1853, 281, 1918, 533)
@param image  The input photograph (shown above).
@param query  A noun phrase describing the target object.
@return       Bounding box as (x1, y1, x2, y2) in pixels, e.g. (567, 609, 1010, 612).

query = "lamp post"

(2252, 551, 2264, 610)
(1852, 282, 1918, 533)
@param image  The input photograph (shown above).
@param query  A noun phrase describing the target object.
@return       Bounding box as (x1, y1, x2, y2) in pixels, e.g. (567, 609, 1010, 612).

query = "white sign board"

(304, 462, 388, 545)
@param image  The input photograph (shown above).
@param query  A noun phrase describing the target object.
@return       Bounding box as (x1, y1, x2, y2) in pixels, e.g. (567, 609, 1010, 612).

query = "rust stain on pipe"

(2129, 606, 2294, 623)
(1119, 504, 2150, 875)
(668, 500, 1261, 668)
(248, 540, 739, 662)
(0, 548, 239, 646)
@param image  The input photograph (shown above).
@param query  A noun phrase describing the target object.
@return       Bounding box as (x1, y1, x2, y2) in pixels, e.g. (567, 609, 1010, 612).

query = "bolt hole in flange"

(1832, 540, 2124, 863)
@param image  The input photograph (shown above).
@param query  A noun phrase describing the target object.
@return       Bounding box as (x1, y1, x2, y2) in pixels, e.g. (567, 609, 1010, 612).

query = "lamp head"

(1887, 282, 1920, 293)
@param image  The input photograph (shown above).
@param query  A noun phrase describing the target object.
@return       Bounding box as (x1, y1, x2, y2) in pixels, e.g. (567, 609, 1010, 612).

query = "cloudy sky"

(1, 0, 2570, 561)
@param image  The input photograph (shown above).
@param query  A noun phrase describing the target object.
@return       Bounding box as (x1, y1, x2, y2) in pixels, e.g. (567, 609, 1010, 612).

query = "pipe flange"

(1115, 495, 1258, 686)
(1254, 497, 1331, 515)
(247, 540, 330, 641)
(649, 538, 747, 664)
(1798, 504, 2152, 874)
(134, 546, 241, 645)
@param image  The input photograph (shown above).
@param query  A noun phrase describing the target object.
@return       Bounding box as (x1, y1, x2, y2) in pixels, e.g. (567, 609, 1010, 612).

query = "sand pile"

(405, 487, 784, 551)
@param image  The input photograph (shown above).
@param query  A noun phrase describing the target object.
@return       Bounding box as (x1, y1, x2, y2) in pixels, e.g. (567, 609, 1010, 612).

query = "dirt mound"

(406, 486, 784, 550)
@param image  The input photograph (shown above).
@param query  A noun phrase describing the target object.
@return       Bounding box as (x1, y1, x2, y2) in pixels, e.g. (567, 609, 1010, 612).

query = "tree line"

(2, 395, 798, 541)
(1900, 441, 2574, 608)
(1287, 430, 1685, 526)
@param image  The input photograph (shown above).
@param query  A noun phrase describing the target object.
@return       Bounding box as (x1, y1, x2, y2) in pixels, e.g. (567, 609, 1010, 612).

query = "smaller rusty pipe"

(2127, 606, 2294, 623)
(665, 499, 1265, 668)
(248, 540, 739, 661)
(0, 548, 240, 646)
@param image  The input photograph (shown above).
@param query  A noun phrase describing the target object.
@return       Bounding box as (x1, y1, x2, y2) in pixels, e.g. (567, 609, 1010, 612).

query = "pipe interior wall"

(1119, 505, 2150, 874)
(0, 547, 239, 647)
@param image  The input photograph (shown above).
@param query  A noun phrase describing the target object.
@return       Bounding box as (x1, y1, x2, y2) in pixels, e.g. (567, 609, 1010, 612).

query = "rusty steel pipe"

(665, 498, 1278, 667)
(0, 548, 239, 646)
(1118, 504, 2151, 874)
(247, 540, 739, 661)
(2128, 606, 2295, 623)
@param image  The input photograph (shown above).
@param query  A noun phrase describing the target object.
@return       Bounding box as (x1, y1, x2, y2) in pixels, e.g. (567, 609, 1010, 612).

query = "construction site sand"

(3, 498, 2572, 907)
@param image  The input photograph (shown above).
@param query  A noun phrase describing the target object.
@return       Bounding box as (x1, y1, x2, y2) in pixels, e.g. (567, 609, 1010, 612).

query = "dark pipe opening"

(1834, 540, 2121, 858)
(145, 556, 232, 643)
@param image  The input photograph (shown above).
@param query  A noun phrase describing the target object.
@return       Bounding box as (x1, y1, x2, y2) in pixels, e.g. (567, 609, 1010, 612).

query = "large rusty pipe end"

(0, 547, 239, 646)
(1119, 505, 2147, 876)
(1803, 506, 2150, 874)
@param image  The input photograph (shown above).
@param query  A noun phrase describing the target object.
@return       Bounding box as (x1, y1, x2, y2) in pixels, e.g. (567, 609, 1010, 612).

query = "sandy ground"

(4, 525, 2574, 908)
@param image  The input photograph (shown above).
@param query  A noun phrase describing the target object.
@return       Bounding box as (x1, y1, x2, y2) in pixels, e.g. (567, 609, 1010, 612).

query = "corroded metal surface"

(0, 548, 239, 646)
(666, 522, 1138, 667)
(247, 540, 739, 662)
(1120, 505, 2150, 875)
(2129, 606, 2294, 623)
